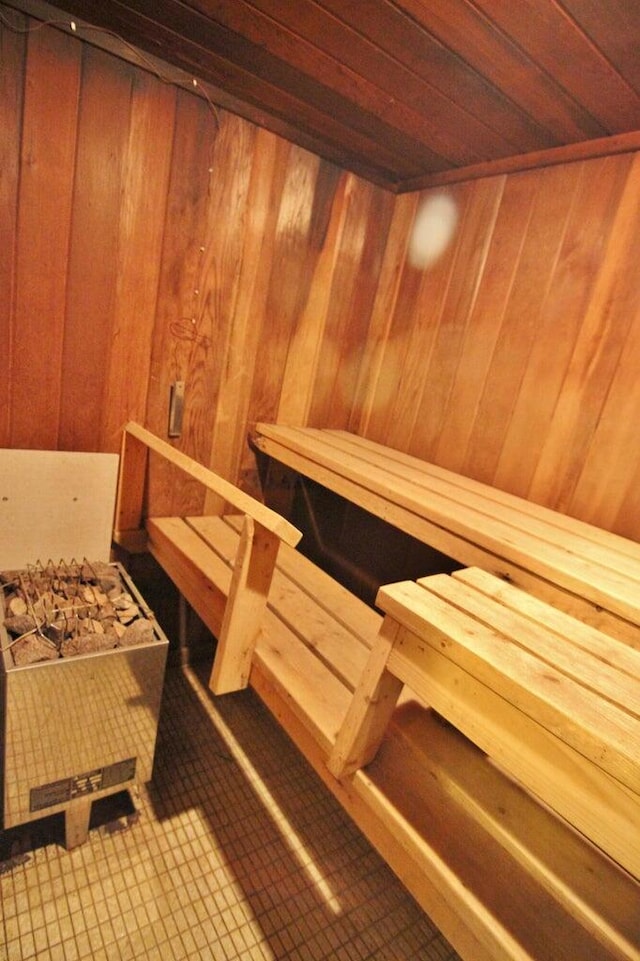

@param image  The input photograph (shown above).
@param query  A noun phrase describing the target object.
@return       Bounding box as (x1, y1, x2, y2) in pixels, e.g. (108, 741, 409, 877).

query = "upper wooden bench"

(253, 424, 640, 646)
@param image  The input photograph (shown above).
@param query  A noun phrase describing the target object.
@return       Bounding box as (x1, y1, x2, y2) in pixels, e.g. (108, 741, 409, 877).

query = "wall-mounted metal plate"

(168, 381, 185, 438)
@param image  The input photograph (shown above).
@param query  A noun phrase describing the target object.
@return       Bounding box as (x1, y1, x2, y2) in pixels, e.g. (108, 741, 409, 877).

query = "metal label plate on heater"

(30, 757, 137, 812)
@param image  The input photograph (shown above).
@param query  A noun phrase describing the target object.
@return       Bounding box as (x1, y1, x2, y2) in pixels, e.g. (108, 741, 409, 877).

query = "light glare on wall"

(408, 192, 459, 269)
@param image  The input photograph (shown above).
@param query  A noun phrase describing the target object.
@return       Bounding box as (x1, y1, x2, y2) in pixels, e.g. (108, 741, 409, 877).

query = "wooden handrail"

(115, 421, 301, 548)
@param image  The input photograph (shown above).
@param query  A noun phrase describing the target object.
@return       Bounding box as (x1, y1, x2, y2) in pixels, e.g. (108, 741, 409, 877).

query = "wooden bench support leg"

(209, 516, 280, 695)
(178, 593, 190, 667)
(327, 617, 404, 779)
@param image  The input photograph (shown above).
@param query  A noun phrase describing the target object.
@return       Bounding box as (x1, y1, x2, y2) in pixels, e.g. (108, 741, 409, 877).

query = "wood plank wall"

(0, 12, 393, 518)
(2, 12, 640, 541)
(356, 154, 640, 539)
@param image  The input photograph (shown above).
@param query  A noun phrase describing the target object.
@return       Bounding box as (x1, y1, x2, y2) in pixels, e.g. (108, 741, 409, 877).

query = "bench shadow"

(144, 646, 444, 957)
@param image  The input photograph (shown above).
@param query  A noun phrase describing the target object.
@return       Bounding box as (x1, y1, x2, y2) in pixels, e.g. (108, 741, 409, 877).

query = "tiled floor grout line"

(1, 657, 460, 961)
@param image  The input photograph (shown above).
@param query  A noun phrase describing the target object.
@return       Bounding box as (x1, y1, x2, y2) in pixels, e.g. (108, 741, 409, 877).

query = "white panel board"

(0, 449, 120, 570)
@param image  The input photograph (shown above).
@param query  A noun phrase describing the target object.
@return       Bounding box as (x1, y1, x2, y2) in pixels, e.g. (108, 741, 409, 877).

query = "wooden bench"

(329, 567, 640, 881)
(114, 423, 640, 961)
(252, 424, 640, 646)
(325, 571, 640, 961)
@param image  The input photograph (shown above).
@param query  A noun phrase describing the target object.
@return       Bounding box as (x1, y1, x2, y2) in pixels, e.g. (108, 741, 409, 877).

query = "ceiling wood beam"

(404, 129, 640, 192)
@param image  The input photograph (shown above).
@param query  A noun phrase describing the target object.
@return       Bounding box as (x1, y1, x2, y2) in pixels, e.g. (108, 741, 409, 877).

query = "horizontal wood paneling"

(356, 152, 640, 541)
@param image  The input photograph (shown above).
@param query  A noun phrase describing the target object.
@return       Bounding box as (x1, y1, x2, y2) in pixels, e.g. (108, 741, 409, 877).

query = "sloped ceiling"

(7, 0, 640, 191)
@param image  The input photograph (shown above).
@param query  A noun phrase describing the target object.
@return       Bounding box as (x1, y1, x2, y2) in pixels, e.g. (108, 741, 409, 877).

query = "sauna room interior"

(1, 3, 640, 961)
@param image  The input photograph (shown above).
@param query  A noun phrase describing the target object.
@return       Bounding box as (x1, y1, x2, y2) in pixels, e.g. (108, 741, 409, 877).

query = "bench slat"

(151, 516, 352, 750)
(254, 608, 352, 752)
(193, 515, 380, 644)
(381, 580, 640, 794)
(389, 620, 640, 880)
(453, 567, 640, 680)
(265, 426, 640, 592)
(259, 671, 637, 961)
(124, 425, 640, 959)
(254, 424, 640, 627)
(146, 517, 229, 638)
(331, 429, 640, 563)
(189, 516, 375, 691)
(142, 507, 639, 958)
(385, 703, 640, 961)
(421, 572, 640, 717)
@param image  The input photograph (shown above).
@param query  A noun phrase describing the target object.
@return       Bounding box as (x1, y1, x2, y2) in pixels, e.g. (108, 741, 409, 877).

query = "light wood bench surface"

(253, 424, 640, 645)
(143, 515, 640, 961)
(114, 424, 640, 961)
(329, 567, 640, 881)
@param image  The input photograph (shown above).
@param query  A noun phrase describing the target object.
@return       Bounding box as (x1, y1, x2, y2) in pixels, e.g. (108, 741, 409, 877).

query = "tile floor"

(1, 626, 461, 961)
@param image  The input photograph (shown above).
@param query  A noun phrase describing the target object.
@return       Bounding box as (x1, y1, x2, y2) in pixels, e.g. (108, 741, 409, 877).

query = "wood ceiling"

(8, 0, 640, 191)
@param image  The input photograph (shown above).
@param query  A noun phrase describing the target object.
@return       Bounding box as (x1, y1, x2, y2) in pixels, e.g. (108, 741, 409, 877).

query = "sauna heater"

(0, 448, 168, 842)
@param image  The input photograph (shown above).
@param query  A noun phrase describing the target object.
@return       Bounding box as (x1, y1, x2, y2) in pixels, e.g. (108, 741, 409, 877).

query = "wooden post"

(209, 516, 280, 695)
(327, 616, 404, 779)
(113, 426, 149, 552)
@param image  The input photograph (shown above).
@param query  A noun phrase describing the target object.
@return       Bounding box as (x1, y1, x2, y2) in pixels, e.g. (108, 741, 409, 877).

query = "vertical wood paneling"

(11, 25, 81, 449)
(187, 111, 257, 478)
(360, 151, 640, 540)
(433, 173, 525, 475)
(571, 298, 640, 528)
(493, 155, 633, 495)
(245, 146, 337, 432)
(404, 177, 504, 459)
(144, 91, 223, 517)
(460, 163, 580, 483)
(0, 16, 25, 447)
(277, 168, 349, 426)
(4, 13, 640, 545)
(207, 130, 291, 507)
(59, 46, 133, 452)
(352, 191, 418, 435)
(99, 72, 176, 453)
(2, 14, 390, 511)
(529, 153, 640, 515)
(307, 177, 393, 427)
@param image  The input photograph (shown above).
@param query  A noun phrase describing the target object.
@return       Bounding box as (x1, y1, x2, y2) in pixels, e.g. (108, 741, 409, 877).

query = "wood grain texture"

(0, 14, 25, 447)
(356, 151, 640, 541)
(144, 89, 223, 517)
(10, 24, 81, 449)
(3, 13, 640, 546)
(28, 0, 640, 189)
(99, 71, 176, 453)
(59, 46, 133, 452)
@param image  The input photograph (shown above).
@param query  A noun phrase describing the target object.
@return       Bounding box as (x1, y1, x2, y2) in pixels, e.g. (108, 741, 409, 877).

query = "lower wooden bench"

(147, 514, 640, 961)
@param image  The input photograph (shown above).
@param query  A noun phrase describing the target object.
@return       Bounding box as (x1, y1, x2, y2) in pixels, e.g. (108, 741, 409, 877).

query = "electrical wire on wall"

(0, 3, 220, 128)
